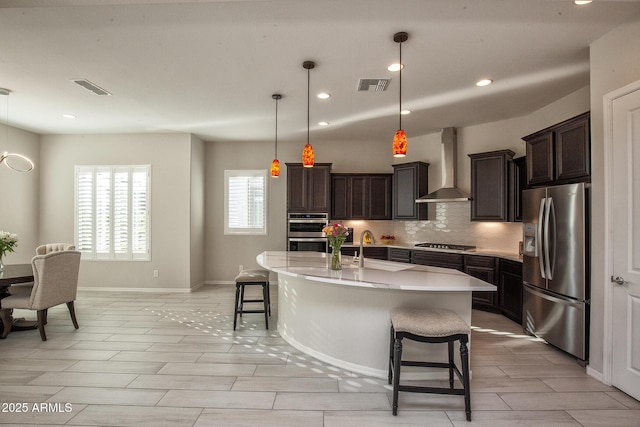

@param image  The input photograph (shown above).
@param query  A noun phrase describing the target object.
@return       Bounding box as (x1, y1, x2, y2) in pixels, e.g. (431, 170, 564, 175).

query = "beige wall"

(204, 140, 287, 281)
(39, 133, 193, 290)
(190, 134, 206, 288)
(0, 124, 40, 264)
(588, 13, 640, 377)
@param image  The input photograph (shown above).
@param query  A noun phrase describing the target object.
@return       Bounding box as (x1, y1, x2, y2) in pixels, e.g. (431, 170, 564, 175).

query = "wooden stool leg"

(262, 283, 269, 330)
(392, 335, 402, 416)
(233, 283, 241, 330)
(388, 324, 394, 384)
(448, 340, 455, 388)
(460, 337, 472, 421)
(267, 283, 271, 316)
(239, 284, 246, 317)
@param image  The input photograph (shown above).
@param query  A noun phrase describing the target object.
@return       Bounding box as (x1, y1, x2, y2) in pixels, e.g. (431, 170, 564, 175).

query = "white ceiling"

(1, 0, 640, 145)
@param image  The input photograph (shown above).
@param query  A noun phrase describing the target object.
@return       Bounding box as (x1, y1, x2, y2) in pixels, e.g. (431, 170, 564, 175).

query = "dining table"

(0, 263, 36, 339)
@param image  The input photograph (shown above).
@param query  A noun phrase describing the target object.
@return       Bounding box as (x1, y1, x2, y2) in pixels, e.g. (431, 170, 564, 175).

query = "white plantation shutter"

(76, 170, 94, 253)
(131, 170, 148, 254)
(75, 165, 150, 260)
(225, 170, 267, 235)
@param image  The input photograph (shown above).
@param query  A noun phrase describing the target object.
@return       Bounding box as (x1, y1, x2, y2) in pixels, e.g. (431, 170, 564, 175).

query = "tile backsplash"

(338, 202, 522, 253)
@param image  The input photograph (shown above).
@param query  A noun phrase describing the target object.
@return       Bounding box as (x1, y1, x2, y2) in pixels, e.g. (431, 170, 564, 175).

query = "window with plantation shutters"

(224, 170, 267, 235)
(75, 165, 151, 260)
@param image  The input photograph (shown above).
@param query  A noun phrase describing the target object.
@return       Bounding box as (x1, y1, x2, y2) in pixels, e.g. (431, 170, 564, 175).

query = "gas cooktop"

(414, 242, 477, 251)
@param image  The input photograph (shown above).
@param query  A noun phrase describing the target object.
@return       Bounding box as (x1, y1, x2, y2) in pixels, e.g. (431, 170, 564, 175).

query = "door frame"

(602, 79, 640, 385)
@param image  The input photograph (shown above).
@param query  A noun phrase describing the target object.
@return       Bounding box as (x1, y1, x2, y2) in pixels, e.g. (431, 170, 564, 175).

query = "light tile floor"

(0, 284, 638, 426)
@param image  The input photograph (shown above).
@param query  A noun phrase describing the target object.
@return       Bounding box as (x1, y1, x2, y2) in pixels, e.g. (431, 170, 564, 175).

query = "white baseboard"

(77, 286, 191, 293)
(586, 366, 608, 385)
(77, 280, 276, 294)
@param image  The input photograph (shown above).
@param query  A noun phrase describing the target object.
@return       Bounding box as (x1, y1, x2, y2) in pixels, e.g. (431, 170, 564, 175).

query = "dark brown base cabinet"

(286, 163, 332, 213)
(341, 246, 388, 260)
(412, 251, 463, 270)
(464, 255, 499, 312)
(383, 248, 521, 322)
(331, 173, 392, 220)
(388, 248, 411, 263)
(498, 258, 523, 324)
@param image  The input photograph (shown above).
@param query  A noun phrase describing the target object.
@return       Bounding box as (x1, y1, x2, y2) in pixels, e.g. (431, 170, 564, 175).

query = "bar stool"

(388, 307, 472, 421)
(233, 269, 271, 330)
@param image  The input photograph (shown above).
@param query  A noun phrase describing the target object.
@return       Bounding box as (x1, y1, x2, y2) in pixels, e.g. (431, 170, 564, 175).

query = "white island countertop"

(256, 251, 496, 292)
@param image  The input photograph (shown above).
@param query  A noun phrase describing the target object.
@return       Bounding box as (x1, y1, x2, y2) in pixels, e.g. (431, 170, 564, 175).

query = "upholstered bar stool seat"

(233, 269, 271, 330)
(388, 307, 472, 421)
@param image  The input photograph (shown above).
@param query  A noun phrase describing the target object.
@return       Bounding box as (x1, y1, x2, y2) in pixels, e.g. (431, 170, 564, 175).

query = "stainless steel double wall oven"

(287, 213, 328, 252)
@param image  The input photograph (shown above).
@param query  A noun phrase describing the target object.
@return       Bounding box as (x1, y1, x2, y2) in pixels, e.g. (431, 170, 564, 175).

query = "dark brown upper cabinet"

(392, 162, 429, 220)
(509, 156, 527, 222)
(522, 112, 590, 187)
(286, 163, 332, 213)
(331, 173, 392, 220)
(469, 150, 515, 222)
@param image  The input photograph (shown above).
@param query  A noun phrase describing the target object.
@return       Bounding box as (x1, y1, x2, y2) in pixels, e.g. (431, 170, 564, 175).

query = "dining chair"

(36, 243, 76, 255)
(7, 244, 77, 296)
(0, 250, 81, 341)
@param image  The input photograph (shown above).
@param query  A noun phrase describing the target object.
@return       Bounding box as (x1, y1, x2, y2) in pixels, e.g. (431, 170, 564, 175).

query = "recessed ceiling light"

(317, 92, 331, 99)
(388, 63, 404, 72)
(401, 109, 411, 115)
(476, 79, 493, 87)
(574, 1, 592, 5)
(63, 114, 77, 119)
(318, 121, 329, 126)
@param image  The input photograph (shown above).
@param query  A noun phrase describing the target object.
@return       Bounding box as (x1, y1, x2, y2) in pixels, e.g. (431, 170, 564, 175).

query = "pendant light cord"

(275, 96, 278, 159)
(307, 67, 310, 146)
(3, 91, 8, 153)
(398, 40, 402, 130)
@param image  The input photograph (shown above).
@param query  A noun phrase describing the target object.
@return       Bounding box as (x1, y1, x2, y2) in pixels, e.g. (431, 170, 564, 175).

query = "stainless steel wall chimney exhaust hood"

(415, 127, 470, 203)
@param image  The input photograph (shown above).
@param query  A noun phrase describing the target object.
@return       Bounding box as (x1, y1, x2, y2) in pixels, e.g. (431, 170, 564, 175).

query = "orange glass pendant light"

(302, 60, 315, 167)
(392, 32, 409, 157)
(270, 158, 281, 177)
(270, 94, 282, 177)
(392, 129, 407, 157)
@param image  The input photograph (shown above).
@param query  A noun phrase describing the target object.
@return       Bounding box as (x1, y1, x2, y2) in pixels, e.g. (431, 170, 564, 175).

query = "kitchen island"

(256, 251, 496, 379)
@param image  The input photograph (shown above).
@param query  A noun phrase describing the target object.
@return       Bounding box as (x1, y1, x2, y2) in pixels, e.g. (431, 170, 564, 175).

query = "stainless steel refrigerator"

(522, 182, 589, 363)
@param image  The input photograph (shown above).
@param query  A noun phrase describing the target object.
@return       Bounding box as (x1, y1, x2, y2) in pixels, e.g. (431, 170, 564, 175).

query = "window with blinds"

(224, 170, 267, 235)
(75, 165, 151, 260)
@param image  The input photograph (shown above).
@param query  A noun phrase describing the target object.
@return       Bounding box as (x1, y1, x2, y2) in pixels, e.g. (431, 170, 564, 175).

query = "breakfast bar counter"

(256, 251, 496, 378)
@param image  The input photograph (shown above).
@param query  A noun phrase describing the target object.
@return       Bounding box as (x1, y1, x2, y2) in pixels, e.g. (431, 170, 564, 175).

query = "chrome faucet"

(358, 229, 376, 268)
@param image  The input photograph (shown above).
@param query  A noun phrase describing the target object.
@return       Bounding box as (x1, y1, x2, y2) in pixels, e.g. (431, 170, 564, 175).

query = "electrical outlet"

(153, 269, 159, 278)
(239, 265, 243, 272)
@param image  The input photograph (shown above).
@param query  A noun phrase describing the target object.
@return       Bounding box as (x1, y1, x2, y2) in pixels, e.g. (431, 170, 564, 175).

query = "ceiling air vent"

(357, 78, 390, 92)
(71, 79, 112, 96)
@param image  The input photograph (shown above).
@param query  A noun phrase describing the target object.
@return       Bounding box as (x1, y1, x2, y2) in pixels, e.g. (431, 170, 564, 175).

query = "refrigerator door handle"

(524, 283, 585, 307)
(547, 197, 556, 280)
(538, 197, 547, 279)
(544, 197, 554, 280)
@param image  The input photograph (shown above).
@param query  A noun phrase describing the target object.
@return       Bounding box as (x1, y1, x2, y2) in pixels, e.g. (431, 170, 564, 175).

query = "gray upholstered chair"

(6, 244, 77, 297)
(0, 250, 81, 341)
(36, 243, 76, 255)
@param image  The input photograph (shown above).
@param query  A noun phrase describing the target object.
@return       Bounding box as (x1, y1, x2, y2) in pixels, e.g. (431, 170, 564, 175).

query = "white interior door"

(610, 84, 640, 400)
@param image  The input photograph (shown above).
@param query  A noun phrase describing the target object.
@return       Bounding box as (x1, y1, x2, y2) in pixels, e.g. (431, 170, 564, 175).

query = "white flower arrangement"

(0, 230, 18, 258)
